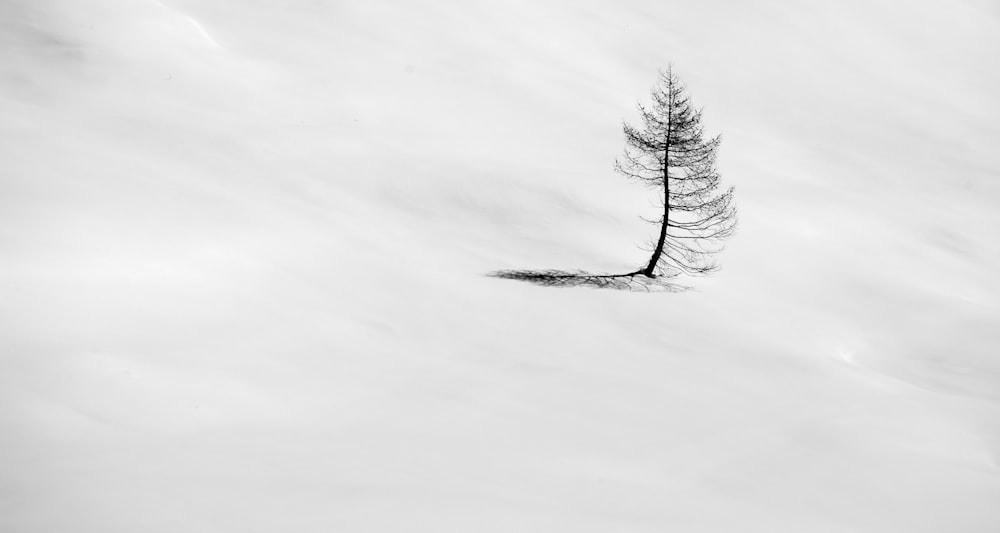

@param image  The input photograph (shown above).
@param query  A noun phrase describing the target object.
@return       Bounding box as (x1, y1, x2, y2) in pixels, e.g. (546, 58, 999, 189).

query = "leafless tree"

(617, 66, 737, 277)
(492, 66, 734, 290)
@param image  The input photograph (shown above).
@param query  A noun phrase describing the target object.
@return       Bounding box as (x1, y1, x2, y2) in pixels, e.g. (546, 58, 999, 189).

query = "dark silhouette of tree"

(617, 66, 736, 277)
(491, 66, 734, 290)
(489, 268, 688, 292)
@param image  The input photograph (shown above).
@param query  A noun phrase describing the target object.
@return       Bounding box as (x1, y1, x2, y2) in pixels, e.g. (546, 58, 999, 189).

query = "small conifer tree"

(616, 66, 737, 277)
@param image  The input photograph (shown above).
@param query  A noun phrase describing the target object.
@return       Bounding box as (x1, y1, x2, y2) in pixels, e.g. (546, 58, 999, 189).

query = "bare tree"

(492, 66, 734, 290)
(617, 66, 737, 277)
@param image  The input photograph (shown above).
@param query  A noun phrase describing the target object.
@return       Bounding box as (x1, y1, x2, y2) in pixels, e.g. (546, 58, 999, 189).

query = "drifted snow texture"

(2, 1, 999, 531)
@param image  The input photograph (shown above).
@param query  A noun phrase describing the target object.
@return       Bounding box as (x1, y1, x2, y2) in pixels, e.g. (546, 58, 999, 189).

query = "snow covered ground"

(2, 0, 999, 531)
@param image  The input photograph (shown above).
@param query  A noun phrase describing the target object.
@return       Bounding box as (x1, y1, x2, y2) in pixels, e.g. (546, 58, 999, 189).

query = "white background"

(2, 0, 999, 531)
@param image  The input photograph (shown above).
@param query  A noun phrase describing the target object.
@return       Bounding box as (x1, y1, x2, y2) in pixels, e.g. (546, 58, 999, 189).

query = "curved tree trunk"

(642, 79, 673, 277)
(618, 67, 735, 278)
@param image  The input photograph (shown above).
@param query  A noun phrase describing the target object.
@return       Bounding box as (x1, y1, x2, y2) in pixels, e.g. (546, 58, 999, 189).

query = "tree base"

(489, 269, 687, 292)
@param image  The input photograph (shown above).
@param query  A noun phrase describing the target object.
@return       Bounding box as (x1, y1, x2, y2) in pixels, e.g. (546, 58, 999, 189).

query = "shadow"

(489, 269, 690, 292)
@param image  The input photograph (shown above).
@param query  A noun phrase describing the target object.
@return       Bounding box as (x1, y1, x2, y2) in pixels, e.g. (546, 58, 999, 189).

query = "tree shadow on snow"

(489, 269, 690, 293)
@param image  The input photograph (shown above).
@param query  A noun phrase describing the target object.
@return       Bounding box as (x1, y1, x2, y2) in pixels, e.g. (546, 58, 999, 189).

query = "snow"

(2, 0, 999, 531)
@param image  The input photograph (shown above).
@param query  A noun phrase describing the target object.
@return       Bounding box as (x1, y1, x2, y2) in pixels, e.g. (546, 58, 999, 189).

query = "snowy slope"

(2, 0, 999, 531)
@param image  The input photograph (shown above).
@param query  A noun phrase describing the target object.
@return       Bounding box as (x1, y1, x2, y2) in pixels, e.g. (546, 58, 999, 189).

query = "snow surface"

(2, 0, 999, 531)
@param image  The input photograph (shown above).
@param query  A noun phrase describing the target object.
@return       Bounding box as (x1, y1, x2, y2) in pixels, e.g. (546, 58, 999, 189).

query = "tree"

(616, 66, 736, 278)
(492, 66, 734, 290)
